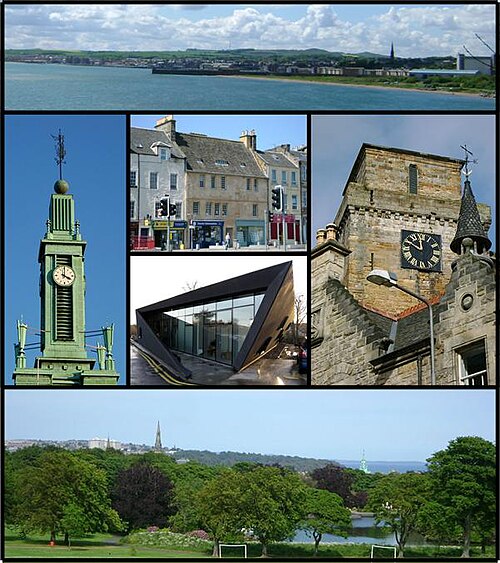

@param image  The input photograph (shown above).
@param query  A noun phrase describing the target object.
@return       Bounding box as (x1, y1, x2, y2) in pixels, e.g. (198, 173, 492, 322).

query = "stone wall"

(434, 252, 496, 384)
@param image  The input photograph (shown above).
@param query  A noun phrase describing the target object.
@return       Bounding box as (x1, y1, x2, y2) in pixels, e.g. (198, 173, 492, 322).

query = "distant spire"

(154, 421, 162, 452)
(450, 146, 491, 255)
(106, 435, 111, 450)
(390, 42, 395, 60)
(359, 450, 370, 474)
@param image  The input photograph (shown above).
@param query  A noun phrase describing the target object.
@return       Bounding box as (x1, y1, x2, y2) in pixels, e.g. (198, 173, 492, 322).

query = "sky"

(131, 114, 306, 153)
(4, 115, 126, 385)
(131, 256, 307, 324)
(4, 389, 496, 462)
(312, 114, 496, 249)
(5, 4, 496, 58)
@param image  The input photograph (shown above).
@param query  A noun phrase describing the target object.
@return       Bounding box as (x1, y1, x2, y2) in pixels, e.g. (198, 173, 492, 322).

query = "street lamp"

(366, 269, 436, 385)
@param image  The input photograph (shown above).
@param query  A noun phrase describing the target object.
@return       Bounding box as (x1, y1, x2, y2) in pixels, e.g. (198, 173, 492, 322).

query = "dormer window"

(215, 159, 229, 166)
(151, 142, 170, 160)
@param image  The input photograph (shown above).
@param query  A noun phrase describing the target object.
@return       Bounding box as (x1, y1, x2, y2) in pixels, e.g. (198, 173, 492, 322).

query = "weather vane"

(51, 129, 66, 180)
(460, 144, 478, 178)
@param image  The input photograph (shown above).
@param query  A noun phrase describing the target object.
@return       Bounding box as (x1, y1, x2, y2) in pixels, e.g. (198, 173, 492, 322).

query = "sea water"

(5, 62, 496, 111)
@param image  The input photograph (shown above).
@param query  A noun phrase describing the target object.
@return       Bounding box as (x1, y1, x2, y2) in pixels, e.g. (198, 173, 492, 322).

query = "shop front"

(153, 220, 188, 250)
(235, 219, 265, 247)
(191, 220, 224, 249)
(269, 214, 301, 245)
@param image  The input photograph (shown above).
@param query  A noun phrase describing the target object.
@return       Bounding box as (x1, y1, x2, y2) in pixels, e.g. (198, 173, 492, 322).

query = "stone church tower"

(314, 144, 491, 316)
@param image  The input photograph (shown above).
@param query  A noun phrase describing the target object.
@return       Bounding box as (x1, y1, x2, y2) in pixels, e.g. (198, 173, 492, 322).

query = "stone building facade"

(130, 117, 306, 249)
(312, 144, 495, 386)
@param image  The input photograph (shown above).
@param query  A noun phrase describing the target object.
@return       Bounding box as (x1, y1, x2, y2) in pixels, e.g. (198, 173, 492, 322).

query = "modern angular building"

(135, 261, 295, 377)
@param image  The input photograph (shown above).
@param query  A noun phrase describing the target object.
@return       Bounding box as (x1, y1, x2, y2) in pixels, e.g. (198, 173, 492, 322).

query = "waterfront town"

(6, 47, 496, 80)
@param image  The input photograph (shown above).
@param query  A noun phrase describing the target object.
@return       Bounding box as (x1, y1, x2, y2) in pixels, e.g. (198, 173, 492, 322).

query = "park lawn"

(4, 530, 211, 558)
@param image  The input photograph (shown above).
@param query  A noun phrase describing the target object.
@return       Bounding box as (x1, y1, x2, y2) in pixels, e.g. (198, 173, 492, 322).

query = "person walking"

(225, 232, 231, 250)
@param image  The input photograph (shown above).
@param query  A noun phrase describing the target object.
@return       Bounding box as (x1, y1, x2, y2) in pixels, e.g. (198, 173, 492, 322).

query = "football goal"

(218, 543, 248, 558)
(370, 544, 397, 559)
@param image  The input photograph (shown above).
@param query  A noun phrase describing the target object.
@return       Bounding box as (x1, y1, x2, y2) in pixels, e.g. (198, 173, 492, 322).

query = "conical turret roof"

(450, 179, 491, 255)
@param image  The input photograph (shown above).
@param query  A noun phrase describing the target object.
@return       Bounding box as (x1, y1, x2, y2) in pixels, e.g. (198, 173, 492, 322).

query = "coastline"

(222, 73, 493, 98)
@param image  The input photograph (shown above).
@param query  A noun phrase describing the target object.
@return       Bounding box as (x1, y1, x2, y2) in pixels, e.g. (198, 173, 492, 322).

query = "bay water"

(5, 62, 495, 111)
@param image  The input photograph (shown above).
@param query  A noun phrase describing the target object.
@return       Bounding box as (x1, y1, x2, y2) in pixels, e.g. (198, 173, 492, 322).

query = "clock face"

(401, 230, 442, 271)
(53, 265, 76, 286)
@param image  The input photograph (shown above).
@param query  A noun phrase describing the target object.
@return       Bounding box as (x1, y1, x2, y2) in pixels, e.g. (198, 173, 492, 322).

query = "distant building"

(457, 53, 495, 76)
(88, 437, 122, 450)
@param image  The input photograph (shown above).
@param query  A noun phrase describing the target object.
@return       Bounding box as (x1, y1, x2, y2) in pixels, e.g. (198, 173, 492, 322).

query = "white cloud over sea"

(5, 4, 496, 57)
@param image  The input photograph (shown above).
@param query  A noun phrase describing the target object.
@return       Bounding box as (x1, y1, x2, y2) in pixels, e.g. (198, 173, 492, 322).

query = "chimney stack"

(155, 115, 176, 140)
(240, 129, 257, 151)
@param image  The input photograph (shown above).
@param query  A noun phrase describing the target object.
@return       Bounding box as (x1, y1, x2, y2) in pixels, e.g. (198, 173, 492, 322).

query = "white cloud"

(5, 4, 496, 56)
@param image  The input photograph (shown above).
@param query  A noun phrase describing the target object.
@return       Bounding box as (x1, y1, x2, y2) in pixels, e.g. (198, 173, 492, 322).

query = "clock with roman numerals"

(401, 230, 442, 271)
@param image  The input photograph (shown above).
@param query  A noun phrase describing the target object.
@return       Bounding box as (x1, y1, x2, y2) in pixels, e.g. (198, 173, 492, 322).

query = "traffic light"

(271, 186, 283, 211)
(160, 198, 169, 216)
(268, 211, 274, 222)
(169, 203, 177, 217)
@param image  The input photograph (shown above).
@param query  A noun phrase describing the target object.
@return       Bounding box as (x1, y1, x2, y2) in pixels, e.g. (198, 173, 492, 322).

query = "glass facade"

(154, 293, 265, 366)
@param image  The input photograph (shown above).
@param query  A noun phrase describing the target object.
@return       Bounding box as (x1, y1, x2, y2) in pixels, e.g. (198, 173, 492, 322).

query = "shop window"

(458, 340, 487, 385)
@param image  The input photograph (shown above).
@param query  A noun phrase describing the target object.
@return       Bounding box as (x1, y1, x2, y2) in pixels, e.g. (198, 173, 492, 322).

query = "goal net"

(370, 544, 397, 559)
(219, 543, 248, 558)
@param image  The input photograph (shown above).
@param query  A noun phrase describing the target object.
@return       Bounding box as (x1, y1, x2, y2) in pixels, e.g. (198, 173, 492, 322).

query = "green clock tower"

(13, 132, 119, 386)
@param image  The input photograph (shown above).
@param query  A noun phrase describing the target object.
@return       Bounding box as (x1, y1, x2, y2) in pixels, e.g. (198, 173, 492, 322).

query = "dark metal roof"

(138, 262, 292, 314)
(175, 132, 267, 178)
(450, 179, 491, 254)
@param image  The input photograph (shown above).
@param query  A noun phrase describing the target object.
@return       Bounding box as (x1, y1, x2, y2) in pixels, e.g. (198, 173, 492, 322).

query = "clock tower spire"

(12, 131, 119, 386)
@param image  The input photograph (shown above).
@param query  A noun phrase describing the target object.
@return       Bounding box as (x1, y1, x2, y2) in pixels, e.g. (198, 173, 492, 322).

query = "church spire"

(390, 42, 395, 60)
(450, 146, 491, 255)
(359, 450, 370, 474)
(154, 421, 163, 452)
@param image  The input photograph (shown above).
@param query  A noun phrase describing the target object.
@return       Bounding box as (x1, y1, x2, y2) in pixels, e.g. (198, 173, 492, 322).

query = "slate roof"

(257, 150, 297, 169)
(450, 179, 491, 254)
(175, 132, 266, 178)
(130, 127, 186, 159)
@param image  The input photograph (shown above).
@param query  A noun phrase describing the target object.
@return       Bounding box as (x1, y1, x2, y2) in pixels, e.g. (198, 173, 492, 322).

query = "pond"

(291, 515, 433, 546)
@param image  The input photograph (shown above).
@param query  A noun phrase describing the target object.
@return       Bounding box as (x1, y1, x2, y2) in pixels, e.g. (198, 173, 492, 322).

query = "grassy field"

(4, 529, 495, 559)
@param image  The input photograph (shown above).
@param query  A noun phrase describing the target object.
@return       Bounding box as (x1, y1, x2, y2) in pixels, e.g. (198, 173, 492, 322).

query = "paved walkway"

(130, 344, 306, 386)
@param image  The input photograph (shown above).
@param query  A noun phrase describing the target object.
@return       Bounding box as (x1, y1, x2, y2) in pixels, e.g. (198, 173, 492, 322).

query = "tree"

(196, 469, 246, 556)
(367, 472, 430, 558)
(427, 436, 496, 557)
(238, 466, 307, 556)
(13, 450, 122, 542)
(112, 461, 175, 532)
(310, 464, 356, 507)
(302, 488, 351, 556)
